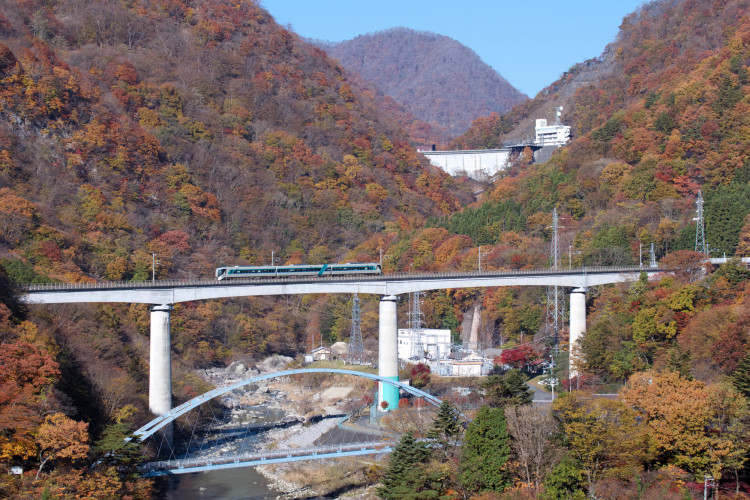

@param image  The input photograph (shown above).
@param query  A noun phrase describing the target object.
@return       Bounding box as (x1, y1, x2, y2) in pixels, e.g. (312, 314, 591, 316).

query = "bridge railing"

(22, 265, 665, 292)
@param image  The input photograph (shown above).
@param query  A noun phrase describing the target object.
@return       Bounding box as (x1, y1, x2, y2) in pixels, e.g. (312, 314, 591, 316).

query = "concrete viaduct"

(23, 266, 667, 416)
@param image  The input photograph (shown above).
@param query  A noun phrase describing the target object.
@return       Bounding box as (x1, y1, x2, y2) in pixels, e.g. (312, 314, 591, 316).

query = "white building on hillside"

(397, 328, 452, 361)
(535, 118, 571, 146)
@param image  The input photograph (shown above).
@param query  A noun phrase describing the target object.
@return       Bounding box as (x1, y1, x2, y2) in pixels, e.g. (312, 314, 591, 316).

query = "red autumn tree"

(497, 344, 542, 372)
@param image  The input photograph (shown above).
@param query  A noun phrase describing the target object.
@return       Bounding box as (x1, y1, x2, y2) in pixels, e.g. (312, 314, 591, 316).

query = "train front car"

(329, 263, 382, 275)
(215, 267, 229, 280)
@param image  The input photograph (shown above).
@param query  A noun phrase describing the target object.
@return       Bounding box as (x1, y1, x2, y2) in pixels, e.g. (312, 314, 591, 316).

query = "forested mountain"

(2, 0, 750, 496)
(320, 27, 528, 140)
(348, 0, 750, 382)
(0, 0, 472, 495)
(0, 1, 470, 286)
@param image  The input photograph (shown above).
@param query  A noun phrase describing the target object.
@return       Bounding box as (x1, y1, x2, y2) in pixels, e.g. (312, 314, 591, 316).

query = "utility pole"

(152, 253, 156, 283)
(703, 475, 714, 500)
(542, 354, 558, 400)
(347, 294, 365, 365)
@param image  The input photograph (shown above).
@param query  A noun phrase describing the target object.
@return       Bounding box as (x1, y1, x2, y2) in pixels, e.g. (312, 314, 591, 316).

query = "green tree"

(459, 406, 511, 494)
(93, 407, 142, 468)
(480, 369, 533, 408)
(731, 353, 750, 399)
(653, 111, 676, 134)
(705, 184, 750, 255)
(539, 454, 586, 500)
(377, 432, 443, 499)
(426, 401, 462, 459)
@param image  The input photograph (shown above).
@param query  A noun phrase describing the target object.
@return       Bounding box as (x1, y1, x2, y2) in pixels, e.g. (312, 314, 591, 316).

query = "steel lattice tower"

(346, 294, 365, 365)
(408, 291, 424, 359)
(694, 190, 708, 256)
(545, 208, 565, 346)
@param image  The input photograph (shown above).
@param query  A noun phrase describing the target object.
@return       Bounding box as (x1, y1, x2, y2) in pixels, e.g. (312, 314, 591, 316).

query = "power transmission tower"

(545, 208, 565, 347)
(346, 294, 365, 365)
(694, 190, 708, 256)
(650, 242, 657, 268)
(408, 291, 424, 360)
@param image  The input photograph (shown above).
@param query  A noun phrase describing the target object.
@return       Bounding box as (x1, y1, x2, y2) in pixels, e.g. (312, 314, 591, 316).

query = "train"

(215, 262, 382, 280)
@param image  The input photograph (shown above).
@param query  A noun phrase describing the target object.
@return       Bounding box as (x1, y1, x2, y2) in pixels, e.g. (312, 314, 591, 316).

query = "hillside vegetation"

(1, 0, 750, 496)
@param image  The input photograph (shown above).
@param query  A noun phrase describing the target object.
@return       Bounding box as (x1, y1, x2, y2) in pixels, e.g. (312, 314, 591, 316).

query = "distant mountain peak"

(319, 27, 528, 139)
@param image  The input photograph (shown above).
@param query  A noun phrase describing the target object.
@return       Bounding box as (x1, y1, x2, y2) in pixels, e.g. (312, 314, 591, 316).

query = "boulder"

(257, 355, 293, 373)
(330, 341, 348, 357)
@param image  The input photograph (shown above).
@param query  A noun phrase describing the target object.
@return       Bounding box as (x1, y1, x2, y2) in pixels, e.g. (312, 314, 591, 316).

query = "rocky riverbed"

(196, 356, 377, 498)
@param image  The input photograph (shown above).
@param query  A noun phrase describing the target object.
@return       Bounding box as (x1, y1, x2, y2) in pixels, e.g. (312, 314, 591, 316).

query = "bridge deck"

(141, 441, 393, 476)
(23, 266, 667, 304)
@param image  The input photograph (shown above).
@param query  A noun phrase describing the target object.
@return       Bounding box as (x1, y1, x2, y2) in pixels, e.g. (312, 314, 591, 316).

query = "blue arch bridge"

(132, 368, 456, 477)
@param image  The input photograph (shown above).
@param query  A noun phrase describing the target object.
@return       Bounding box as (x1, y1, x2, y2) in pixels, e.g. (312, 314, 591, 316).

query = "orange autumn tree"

(0, 342, 59, 463)
(35, 413, 89, 479)
(0, 188, 38, 245)
(621, 370, 750, 481)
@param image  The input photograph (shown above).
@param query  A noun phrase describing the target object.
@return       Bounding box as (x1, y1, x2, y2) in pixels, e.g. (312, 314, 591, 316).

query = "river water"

(166, 467, 282, 500)
(164, 403, 287, 499)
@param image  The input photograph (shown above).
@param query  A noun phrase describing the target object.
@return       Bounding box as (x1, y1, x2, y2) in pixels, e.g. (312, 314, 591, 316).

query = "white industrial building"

(534, 119, 571, 146)
(442, 354, 486, 377)
(397, 328, 452, 361)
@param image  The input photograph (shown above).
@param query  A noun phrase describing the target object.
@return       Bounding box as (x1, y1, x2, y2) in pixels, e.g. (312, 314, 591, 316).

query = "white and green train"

(215, 263, 381, 280)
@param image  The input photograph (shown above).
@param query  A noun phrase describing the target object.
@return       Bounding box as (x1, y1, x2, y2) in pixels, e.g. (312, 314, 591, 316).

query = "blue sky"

(259, 0, 647, 97)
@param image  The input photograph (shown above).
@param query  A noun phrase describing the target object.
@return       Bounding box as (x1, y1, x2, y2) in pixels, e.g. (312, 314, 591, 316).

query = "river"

(166, 467, 282, 500)
(164, 403, 289, 499)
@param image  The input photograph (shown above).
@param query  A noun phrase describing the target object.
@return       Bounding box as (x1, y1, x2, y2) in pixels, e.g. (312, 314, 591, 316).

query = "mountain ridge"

(319, 27, 528, 140)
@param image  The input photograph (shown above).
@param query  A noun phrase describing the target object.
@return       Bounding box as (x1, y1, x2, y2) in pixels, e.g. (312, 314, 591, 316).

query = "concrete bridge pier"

(149, 304, 173, 416)
(568, 288, 587, 381)
(378, 295, 399, 411)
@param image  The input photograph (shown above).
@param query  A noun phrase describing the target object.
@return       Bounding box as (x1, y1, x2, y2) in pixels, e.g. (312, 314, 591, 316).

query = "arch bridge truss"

(133, 369, 448, 476)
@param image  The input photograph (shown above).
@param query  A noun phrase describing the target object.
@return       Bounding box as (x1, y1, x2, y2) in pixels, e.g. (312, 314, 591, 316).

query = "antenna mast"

(347, 294, 365, 365)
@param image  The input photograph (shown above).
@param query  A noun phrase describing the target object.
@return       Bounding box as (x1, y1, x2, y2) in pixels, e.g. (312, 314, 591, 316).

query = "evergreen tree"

(459, 406, 511, 494)
(93, 421, 141, 468)
(731, 354, 750, 399)
(480, 369, 533, 408)
(426, 401, 461, 458)
(378, 431, 444, 499)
